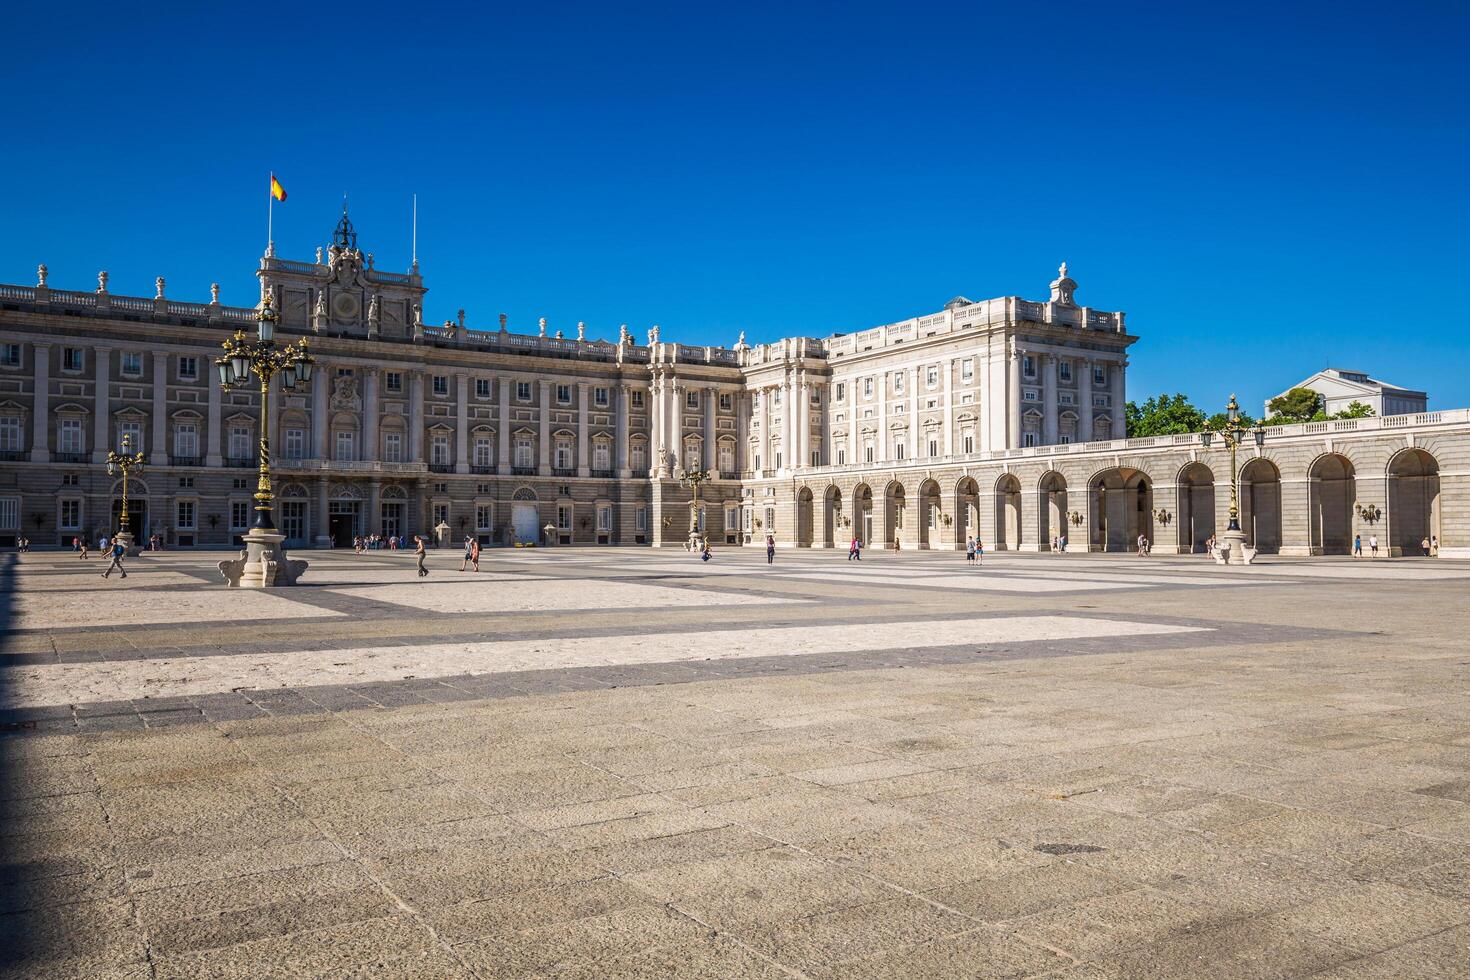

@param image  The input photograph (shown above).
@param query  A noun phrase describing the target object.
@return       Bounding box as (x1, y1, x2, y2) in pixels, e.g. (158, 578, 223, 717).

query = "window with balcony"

(963, 433, 974, 453)
(928, 437, 938, 457)
(118, 421, 142, 454)
(229, 426, 251, 461)
(474, 437, 493, 467)
(514, 438, 534, 469)
(554, 441, 573, 470)
(284, 428, 305, 460)
(593, 442, 611, 471)
(383, 432, 402, 463)
(894, 442, 905, 460)
(173, 424, 197, 459)
(0, 417, 22, 453)
(431, 434, 450, 466)
(630, 441, 647, 471)
(334, 431, 356, 461)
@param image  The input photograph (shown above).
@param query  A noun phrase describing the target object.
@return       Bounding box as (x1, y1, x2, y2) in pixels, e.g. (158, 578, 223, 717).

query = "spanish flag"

(269, 174, 287, 202)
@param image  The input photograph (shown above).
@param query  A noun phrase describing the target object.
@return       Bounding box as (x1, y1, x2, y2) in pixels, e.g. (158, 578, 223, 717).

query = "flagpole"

(411, 193, 418, 270)
(267, 172, 274, 256)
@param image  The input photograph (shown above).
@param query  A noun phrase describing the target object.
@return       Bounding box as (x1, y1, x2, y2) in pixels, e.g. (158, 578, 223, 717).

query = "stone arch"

(1239, 457, 1282, 554)
(994, 473, 1022, 551)
(380, 484, 408, 501)
(917, 478, 942, 549)
(852, 482, 874, 548)
(1087, 466, 1153, 552)
(1177, 462, 1215, 554)
(822, 484, 842, 548)
(1307, 452, 1356, 555)
(954, 477, 980, 548)
(512, 486, 538, 501)
(277, 482, 309, 498)
(1387, 448, 1440, 556)
(883, 480, 906, 548)
(796, 486, 815, 547)
(1038, 471, 1068, 551)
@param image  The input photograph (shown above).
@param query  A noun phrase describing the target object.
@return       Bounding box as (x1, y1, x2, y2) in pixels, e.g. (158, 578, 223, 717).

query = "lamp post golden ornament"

(1200, 393, 1266, 565)
(105, 433, 146, 555)
(678, 465, 711, 549)
(213, 295, 315, 587)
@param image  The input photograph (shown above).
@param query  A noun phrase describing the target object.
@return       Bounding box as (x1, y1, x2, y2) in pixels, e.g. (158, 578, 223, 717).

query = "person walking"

(102, 538, 127, 579)
(849, 535, 862, 561)
(1431, 535, 1439, 557)
(79, 539, 90, 560)
(1353, 533, 1363, 557)
(1421, 536, 1431, 557)
(765, 533, 775, 564)
(414, 535, 429, 577)
(470, 537, 481, 572)
(1369, 534, 1379, 558)
(1059, 532, 1068, 554)
(966, 537, 976, 563)
(460, 535, 474, 572)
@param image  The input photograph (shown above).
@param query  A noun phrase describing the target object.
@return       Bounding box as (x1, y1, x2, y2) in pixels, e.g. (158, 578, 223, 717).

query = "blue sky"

(4, 1, 1467, 412)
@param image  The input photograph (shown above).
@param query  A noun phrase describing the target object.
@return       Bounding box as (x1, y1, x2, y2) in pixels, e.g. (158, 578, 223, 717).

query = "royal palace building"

(1, 213, 1466, 556)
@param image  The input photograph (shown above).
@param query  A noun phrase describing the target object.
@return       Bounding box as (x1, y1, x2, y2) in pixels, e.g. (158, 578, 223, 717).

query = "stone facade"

(0, 219, 1464, 556)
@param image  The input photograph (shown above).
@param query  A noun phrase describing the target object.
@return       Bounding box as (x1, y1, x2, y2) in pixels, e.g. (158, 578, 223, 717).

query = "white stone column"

(1077, 357, 1093, 444)
(92, 347, 111, 463)
(817, 383, 830, 467)
(363, 369, 380, 462)
(735, 391, 748, 474)
(650, 375, 665, 473)
(876, 373, 887, 462)
(781, 375, 794, 472)
(615, 384, 630, 477)
(1042, 354, 1058, 445)
(1007, 348, 1022, 449)
(454, 372, 468, 473)
(577, 382, 590, 477)
(908, 365, 920, 459)
(152, 352, 169, 464)
(704, 386, 716, 472)
(409, 372, 425, 462)
(794, 375, 808, 469)
(1111, 361, 1127, 439)
(978, 348, 993, 455)
(206, 359, 222, 466)
(942, 360, 954, 457)
(314, 476, 331, 548)
(497, 376, 511, 469)
(759, 387, 771, 474)
(537, 379, 551, 475)
(30, 344, 50, 462)
(847, 381, 858, 465)
(312, 362, 329, 459)
(669, 380, 683, 474)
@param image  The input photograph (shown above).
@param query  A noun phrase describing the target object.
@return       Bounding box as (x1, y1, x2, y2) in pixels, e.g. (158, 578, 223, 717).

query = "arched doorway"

(994, 475, 1022, 551)
(1387, 449, 1439, 556)
(853, 484, 874, 548)
(1038, 472, 1067, 551)
(1308, 454, 1355, 555)
(822, 485, 841, 548)
(884, 482, 906, 549)
(955, 477, 979, 549)
(510, 487, 540, 545)
(1239, 458, 1281, 553)
(796, 487, 814, 547)
(918, 480, 942, 549)
(1089, 467, 1153, 552)
(1178, 463, 1215, 554)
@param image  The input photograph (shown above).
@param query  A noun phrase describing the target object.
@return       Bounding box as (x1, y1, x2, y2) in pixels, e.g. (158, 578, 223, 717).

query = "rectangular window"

(0, 343, 20, 367)
(121, 352, 143, 376)
(60, 499, 82, 529)
(685, 390, 698, 409)
(380, 432, 400, 462)
(557, 384, 572, 404)
(557, 505, 572, 530)
(594, 387, 609, 407)
(1059, 360, 1072, 382)
(335, 430, 355, 461)
(926, 366, 938, 387)
(961, 360, 974, 382)
(810, 388, 820, 405)
(475, 378, 491, 399)
(1094, 365, 1106, 386)
(58, 419, 83, 454)
(594, 442, 611, 470)
(0, 498, 19, 530)
(928, 438, 938, 457)
(515, 437, 534, 468)
(635, 507, 648, 532)
(835, 383, 845, 402)
(433, 503, 449, 526)
(773, 389, 781, 406)
(836, 449, 846, 465)
(386, 372, 403, 393)
(774, 451, 783, 470)
(63, 348, 83, 372)
(1023, 432, 1037, 447)
(894, 442, 905, 460)
(177, 475, 194, 488)
(864, 442, 874, 463)
(173, 423, 197, 458)
(229, 426, 251, 460)
(555, 443, 572, 469)
(431, 434, 450, 465)
(476, 505, 493, 532)
(632, 390, 645, 408)
(432, 375, 448, 396)
(718, 393, 732, 411)
(178, 356, 198, 381)
(963, 433, 974, 454)
(176, 501, 196, 530)
(284, 428, 305, 459)
(231, 501, 250, 530)
(62, 474, 78, 486)
(474, 437, 492, 467)
(118, 421, 142, 454)
(597, 506, 611, 531)
(863, 378, 873, 397)
(0, 417, 22, 452)
(893, 373, 904, 394)
(517, 381, 532, 401)
(1023, 356, 1036, 378)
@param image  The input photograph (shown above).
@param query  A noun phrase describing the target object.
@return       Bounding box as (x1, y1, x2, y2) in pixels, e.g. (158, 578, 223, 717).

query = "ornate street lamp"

(106, 433, 146, 553)
(1200, 394, 1265, 563)
(677, 465, 712, 548)
(214, 295, 315, 586)
(1354, 502, 1382, 525)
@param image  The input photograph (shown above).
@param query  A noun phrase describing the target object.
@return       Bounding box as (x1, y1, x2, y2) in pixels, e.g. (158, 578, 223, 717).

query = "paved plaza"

(2, 546, 1470, 978)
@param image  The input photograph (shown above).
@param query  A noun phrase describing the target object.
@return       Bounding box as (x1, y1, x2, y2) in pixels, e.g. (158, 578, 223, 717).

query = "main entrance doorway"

(380, 503, 404, 541)
(111, 500, 148, 539)
(329, 501, 361, 547)
(511, 502, 540, 544)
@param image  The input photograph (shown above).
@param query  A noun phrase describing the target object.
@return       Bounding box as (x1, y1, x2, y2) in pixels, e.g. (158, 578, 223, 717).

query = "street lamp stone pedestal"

(1215, 527, 1256, 565)
(218, 528, 307, 587)
(114, 530, 140, 558)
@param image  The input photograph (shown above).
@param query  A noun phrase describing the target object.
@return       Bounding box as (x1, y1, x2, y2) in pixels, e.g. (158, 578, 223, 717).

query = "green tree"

(1266, 387, 1324, 422)
(1125, 393, 1206, 437)
(1206, 409, 1256, 431)
(1332, 401, 1375, 419)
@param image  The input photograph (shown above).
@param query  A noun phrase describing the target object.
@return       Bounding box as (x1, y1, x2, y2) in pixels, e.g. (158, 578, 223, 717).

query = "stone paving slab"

(3, 547, 1470, 976)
